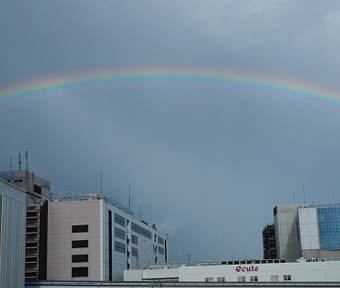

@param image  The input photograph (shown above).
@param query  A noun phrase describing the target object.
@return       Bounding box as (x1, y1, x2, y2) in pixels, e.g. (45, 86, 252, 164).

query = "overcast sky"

(1, 0, 340, 263)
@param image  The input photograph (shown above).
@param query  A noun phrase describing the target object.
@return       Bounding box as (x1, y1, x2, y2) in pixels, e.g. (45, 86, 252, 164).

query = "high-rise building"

(0, 179, 27, 288)
(47, 192, 169, 281)
(262, 224, 276, 259)
(268, 203, 340, 262)
(0, 169, 51, 281)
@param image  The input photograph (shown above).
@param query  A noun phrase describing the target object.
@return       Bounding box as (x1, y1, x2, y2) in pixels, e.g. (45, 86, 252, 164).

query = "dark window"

(72, 225, 88, 233)
(132, 247, 138, 257)
(158, 247, 164, 255)
(115, 227, 125, 240)
(72, 267, 88, 277)
(72, 254, 88, 263)
(131, 222, 152, 239)
(72, 240, 88, 248)
(114, 213, 125, 227)
(132, 234, 138, 245)
(114, 241, 126, 253)
(158, 236, 164, 245)
(34, 184, 42, 194)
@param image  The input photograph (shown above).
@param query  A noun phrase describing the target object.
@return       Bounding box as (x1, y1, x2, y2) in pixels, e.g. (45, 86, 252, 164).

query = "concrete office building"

(47, 192, 169, 281)
(269, 203, 340, 262)
(0, 179, 27, 288)
(0, 169, 51, 281)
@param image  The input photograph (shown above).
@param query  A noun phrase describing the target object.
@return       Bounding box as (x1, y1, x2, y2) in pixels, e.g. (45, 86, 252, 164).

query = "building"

(262, 224, 276, 259)
(47, 192, 169, 281)
(0, 169, 51, 281)
(0, 170, 51, 200)
(0, 178, 27, 288)
(270, 203, 340, 262)
(124, 259, 340, 282)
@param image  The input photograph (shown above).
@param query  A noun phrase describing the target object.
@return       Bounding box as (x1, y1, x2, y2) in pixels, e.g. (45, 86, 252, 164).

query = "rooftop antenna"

(139, 205, 141, 221)
(303, 184, 306, 205)
(9, 155, 12, 171)
(293, 191, 296, 204)
(187, 253, 191, 263)
(25, 151, 29, 172)
(129, 184, 131, 210)
(18, 152, 22, 170)
(100, 169, 103, 195)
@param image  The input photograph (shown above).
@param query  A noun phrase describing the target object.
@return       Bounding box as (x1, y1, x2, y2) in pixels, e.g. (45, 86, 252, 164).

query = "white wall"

(0, 180, 26, 288)
(298, 208, 319, 250)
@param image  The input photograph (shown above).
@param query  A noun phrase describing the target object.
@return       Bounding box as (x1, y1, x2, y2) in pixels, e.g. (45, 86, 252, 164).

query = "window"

(271, 275, 279, 282)
(205, 278, 213, 282)
(238, 276, 245, 282)
(115, 241, 125, 253)
(284, 275, 291, 281)
(72, 225, 88, 233)
(132, 247, 138, 257)
(72, 267, 88, 277)
(114, 213, 125, 227)
(72, 254, 88, 263)
(115, 227, 125, 240)
(158, 236, 164, 245)
(217, 277, 225, 282)
(132, 234, 138, 245)
(250, 276, 258, 282)
(158, 246, 164, 255)
(72, 240, 88, 248)
(131, 222, 152, 239)
(34, 184, 42, 194)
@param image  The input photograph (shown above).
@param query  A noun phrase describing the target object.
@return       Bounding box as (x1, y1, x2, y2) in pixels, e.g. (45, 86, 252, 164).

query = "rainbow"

(0, 68, 339, 105)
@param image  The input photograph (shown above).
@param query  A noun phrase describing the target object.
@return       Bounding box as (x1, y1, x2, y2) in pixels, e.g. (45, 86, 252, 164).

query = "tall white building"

(0, 179, 27, 288)
(47, 192, 169, 281)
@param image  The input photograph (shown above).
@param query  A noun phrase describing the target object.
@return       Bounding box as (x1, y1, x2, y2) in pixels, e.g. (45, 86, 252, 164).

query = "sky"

(1, 0, 340, 263)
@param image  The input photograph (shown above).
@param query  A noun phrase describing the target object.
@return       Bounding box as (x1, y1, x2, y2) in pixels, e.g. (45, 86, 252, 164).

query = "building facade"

(272, 203, 340, 262)
(124, 259, 340, 282)
(262, 224, 276, 259)
(0, 179, 27, 288)
(0, 169, 51, 281)
(47, 192, 169, 281)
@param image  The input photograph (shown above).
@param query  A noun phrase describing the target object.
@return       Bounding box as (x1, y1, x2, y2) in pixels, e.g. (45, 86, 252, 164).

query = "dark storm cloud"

(1, 0, 340, 261)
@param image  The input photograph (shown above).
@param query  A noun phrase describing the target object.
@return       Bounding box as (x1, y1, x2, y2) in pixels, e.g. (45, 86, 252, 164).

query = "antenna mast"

(100, 169, 103, 195)
(26, 151, 29, 172)
(129, 184, 131, 210)
(18, 152, 22, 170)
(10, 155, 12, 171)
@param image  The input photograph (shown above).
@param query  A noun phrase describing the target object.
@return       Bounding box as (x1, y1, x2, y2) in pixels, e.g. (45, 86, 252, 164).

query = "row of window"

(205, 275, 292, 283)
(131, 222, 152, 239)
(115, 213, 125, 227)
(115, 227, 125, 240)
(158, 236, 164, 245)
(71, 222, 165, 246)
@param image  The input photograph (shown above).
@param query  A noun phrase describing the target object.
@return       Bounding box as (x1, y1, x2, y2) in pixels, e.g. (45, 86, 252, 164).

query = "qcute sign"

(236, 266, 259, 272)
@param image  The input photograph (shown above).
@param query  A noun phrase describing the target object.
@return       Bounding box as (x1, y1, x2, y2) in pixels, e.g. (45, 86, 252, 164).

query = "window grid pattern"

(318, 207, 340, 250)
(131, 222, 151, 239)
(114, 213, 125, 227)
(132, 247, 138, 257)
(115, 241, 126, 254)
(132, 234, 138, 245)
(115, 227, 125, 240)
(158, 236, 164, 245)
(158, 246, 164, 255)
